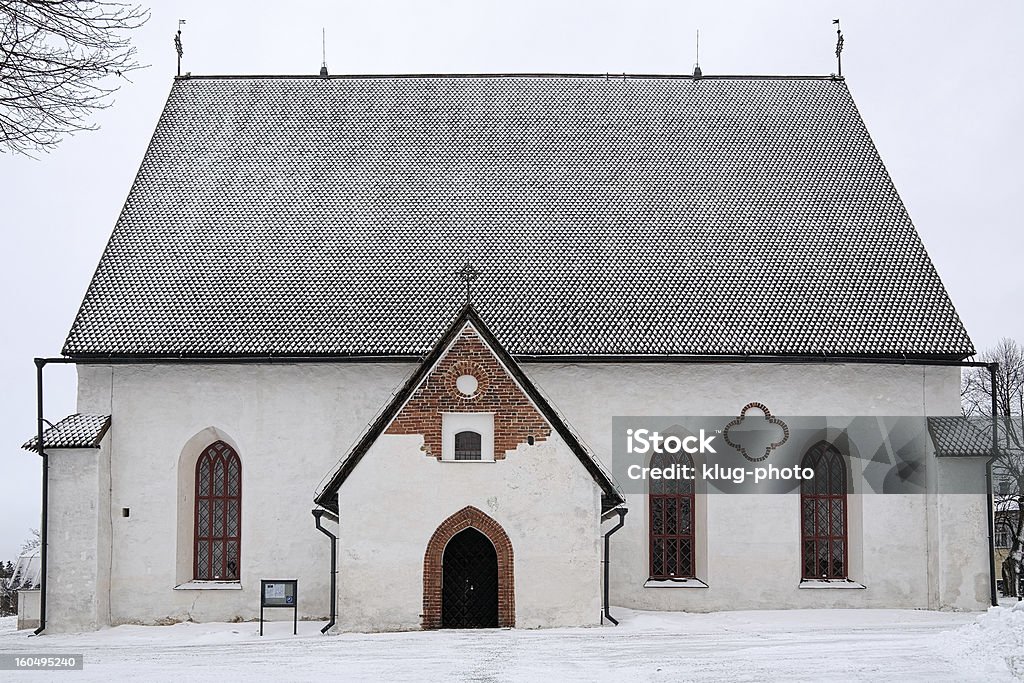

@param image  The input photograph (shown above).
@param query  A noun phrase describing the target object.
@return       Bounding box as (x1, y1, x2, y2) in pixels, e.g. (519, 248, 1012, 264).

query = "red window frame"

(194, 441, 242, 581)
(649, 451, 696, 580)
(800, 442, 848, 580)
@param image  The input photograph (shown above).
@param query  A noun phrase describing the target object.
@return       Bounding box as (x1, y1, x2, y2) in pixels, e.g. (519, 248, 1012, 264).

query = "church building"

(24, 72, 993, 633)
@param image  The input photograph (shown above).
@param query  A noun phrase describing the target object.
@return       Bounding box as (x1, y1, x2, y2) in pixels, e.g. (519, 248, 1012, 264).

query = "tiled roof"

(63, 74, 973, 358)
(22, 413, 111, 452)
(927, 416, 992, 457)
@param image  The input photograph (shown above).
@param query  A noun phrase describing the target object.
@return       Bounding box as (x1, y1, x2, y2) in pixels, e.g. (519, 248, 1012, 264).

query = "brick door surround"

(422, 506, 515, 629)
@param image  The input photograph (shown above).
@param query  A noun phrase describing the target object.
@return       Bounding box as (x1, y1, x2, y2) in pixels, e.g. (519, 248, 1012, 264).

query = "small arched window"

(454, 430, 482, 461)
(801, 442, 848, 580)
(649, 449, 696, 579)
(195, 441, 241, 580)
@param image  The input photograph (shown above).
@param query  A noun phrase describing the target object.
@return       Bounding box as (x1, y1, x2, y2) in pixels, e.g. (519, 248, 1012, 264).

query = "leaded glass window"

(801, 442, 848, 579)
(649, 449, 696, 579)
(195, 441, 241, 580)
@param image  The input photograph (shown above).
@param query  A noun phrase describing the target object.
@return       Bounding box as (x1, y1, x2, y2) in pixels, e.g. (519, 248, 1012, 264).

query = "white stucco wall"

(335, 432, 603, 631)
(522, 362, 990, 612)
(17, 589, 40, 631)
(74, 362, 415, 627)
(60, 360, 990, 633)
(44, 438, 111, 633)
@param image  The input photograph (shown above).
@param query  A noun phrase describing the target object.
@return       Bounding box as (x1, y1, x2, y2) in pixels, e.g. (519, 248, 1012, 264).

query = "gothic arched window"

(194, 441, 241, 580)
(801, 442, 848, 580)
(649, 449, 696, 579)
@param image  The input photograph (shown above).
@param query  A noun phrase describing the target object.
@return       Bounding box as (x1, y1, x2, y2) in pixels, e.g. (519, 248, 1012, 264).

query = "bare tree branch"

(0, 1, 149, 156)
(963, 338, 1024, 597)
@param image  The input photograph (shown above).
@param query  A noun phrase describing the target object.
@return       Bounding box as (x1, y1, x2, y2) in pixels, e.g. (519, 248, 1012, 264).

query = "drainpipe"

(312, 508, 339, 633)
(602, 507, 627, 625)
(986, 362, 999, 607)
(33, 359, 48, 636)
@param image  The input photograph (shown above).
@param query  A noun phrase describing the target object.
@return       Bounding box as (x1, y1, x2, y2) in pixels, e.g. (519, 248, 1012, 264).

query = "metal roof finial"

(174, 19, 185, 77)
(833, 19, 844, 77)
(320, 28, 329, 77)
(456, 261, 481, 307)
(693, 29, 702, 79)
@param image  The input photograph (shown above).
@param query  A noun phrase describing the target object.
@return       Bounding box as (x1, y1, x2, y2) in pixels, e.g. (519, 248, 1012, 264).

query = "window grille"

(455, 430, 482, 461)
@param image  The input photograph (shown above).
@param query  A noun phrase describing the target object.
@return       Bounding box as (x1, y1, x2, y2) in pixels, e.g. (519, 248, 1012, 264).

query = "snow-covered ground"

(1, 605, 1022, 681)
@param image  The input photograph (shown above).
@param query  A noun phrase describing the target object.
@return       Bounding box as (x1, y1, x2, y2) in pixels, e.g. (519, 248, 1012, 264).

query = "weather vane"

(174, 19, 186, 77)
(456, 262, 481, 306)
(833, 19, 844, 77)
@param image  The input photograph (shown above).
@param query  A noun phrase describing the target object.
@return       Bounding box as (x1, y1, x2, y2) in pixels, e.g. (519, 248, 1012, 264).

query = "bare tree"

(19, 529, 40, 555)
(963, 338, 1024, 598)
(0, 1, 149, 155)
(0, 559, 15, 616)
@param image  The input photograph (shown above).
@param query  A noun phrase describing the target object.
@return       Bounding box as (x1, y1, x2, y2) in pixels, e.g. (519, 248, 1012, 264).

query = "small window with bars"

(454, 430, 482, 460)
(995, 523, 1014, 549)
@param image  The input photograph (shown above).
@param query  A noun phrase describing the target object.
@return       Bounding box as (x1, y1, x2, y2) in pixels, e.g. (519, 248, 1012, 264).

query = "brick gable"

(422, 506, 515, 629)
(385, 325, 551, 459)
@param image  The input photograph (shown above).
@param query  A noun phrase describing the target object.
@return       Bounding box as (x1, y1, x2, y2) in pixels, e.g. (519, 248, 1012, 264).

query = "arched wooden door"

(442, 528, 499, 628)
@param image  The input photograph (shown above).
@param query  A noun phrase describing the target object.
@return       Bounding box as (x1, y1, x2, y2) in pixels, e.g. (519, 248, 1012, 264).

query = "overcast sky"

(1, 0, 1021, 561)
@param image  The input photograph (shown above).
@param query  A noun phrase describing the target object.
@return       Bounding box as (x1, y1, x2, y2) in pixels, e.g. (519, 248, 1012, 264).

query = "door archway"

(442, 528, 498, 628)
(422, 506, 514, 629)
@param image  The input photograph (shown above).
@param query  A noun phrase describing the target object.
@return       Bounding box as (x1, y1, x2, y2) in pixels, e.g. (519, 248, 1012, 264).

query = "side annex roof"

(314, 305, 626, 513)
(926, 416, 994, 458)
(22, 414, 112, 453)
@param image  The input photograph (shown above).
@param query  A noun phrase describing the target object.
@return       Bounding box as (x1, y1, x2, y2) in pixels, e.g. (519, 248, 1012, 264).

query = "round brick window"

(448, 361, 488, 400)
(455, 374, 478, 396)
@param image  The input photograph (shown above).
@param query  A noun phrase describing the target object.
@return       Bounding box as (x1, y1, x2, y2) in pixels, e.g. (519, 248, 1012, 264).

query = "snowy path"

(0, 608, 1018, 682)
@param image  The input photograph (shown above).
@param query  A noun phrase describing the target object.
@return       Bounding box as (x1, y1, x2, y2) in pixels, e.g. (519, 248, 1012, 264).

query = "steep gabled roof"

(314, 305, 625, 513)
(63, 74, 972, 359)
(22, 413, 111, 452)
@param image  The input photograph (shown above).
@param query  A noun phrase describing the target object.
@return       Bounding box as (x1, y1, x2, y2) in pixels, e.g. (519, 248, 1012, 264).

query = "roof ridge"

(173, 72, 844, 82)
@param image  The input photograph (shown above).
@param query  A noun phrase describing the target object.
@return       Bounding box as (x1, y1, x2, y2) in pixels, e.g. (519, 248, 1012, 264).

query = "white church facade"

(24, 73, 994, 633)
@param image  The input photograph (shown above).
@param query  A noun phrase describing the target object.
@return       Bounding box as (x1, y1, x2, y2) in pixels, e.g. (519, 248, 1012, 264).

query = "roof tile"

(22, 413, 112, 452)
(62, 75, 973, 358)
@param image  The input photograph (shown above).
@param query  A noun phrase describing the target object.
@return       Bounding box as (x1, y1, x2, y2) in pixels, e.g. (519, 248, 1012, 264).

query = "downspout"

(312, 508, 338, 633)
(33, 358, 47, 635)
(602, 507, 627, 625)
(986, 362, 1000, 607)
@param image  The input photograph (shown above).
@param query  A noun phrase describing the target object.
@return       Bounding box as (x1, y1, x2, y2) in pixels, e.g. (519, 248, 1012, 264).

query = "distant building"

(12, 548, 40, 630)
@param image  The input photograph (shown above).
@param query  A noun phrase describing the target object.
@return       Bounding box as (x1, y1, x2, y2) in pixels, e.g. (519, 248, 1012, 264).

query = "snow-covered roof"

(927, 416, 992, 457)
(21, 413, 111, 452)
(62, 74, 972, 359)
